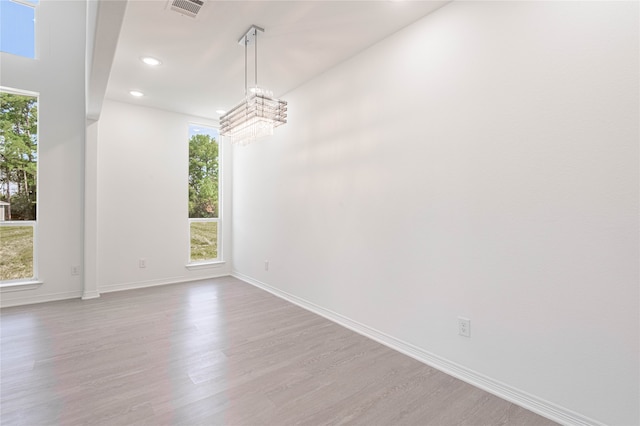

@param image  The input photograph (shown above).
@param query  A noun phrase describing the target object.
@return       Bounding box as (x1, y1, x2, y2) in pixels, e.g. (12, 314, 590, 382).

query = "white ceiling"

(104, 0, 448, 119)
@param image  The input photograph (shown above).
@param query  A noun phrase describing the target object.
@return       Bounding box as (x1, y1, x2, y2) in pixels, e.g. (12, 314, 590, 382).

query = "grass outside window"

(0, 225, 34, 281)
(190, 221, 218, 262)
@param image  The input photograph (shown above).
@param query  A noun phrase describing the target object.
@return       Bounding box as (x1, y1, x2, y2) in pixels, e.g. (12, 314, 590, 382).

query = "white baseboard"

(81, 290, 101, 300)
(0, 290, 83, 308)
(0, 274, 230, 308)
(99, 273, 229, 294)
(231, 270, 604, 426)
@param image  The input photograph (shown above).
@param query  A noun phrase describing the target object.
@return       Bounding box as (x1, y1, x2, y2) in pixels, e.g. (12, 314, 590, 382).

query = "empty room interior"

(0, 0, 638, 425)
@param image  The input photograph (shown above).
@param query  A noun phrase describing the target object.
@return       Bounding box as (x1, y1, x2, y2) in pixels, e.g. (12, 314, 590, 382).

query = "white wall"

(232, 2, 639, 425)
(96, 100, 231, 292)
(1, 1, 86, 306)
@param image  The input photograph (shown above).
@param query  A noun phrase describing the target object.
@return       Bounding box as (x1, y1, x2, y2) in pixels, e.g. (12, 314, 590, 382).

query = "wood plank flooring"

(1, 277, 557, 425)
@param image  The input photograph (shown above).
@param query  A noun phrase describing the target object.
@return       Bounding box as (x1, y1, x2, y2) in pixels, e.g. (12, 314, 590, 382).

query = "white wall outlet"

(264, 260, 269, 271)
(71, 265, 80, 276)
(139, 258, 146, 268)
(458, 317, 471, 337)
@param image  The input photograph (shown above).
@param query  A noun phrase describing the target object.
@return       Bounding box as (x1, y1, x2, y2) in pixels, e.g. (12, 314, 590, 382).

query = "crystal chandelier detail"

(220, 25, 288, 146)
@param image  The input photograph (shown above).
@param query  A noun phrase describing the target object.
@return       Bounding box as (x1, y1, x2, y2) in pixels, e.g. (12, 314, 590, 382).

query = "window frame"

(0, 86, 40, 287)
(186, 123, 223, 268)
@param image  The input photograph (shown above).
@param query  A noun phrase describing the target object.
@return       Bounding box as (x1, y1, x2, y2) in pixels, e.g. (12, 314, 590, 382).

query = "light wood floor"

(1, 277, 557, 426)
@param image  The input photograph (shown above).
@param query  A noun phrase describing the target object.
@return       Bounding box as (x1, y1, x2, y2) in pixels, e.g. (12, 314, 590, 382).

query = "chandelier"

(220, 25, 288, 146)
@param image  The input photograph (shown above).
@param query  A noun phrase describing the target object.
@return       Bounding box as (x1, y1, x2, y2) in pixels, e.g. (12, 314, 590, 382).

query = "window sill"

(185, 260, 226, 271)
(0, 280, 43, 292)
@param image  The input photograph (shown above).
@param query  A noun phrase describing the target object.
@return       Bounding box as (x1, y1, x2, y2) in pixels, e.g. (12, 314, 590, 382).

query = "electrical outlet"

(264, 260, 269, 271)
(71, 265, 80, 276)
(139, 258, 146, 268)
(458, 317, 471, 337)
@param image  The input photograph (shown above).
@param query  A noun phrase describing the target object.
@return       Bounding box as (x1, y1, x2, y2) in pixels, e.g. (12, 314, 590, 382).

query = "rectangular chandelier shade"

(219, 24, 288, 145)
(220, 92, 287, 145)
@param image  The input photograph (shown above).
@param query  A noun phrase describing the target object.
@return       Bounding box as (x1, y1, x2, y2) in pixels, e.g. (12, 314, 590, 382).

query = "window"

(188, 124, 220, 263)
(0, 88, 38, 282)
(0, 0, 38, 59)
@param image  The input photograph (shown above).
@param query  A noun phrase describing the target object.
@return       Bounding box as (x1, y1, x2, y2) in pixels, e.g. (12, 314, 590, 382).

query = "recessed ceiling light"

(216, 110, 226, 115)
(141, 56, 162, 66)
(129, 90, 144, 97)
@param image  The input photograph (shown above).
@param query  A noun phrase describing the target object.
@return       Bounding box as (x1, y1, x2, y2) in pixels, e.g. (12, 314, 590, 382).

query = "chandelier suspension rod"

(244, 35, 248, 96)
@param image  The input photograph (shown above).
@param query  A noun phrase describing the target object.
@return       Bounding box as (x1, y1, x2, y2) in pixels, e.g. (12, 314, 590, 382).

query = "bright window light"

(0, 0, 37, 59)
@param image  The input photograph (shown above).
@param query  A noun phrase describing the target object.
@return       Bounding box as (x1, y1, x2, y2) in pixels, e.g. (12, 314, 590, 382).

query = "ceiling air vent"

(168, 0, 204, 18)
